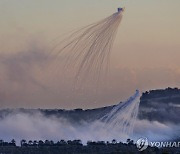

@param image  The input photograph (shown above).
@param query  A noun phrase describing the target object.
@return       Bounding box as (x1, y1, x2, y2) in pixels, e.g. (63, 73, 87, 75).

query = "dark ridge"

(138, 87, 180, 124)
(0, 88, 180, 124)
(0, 139, 179, 154)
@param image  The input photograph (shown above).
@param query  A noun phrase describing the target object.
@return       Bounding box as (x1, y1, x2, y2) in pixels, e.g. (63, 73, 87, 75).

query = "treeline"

(1, 139, 133, 147)
(141, 87, 180, 101)
(0, 139, 179, 154)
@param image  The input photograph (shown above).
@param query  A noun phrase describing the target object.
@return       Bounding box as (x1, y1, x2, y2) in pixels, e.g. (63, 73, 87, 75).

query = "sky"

(0, 0, 180, 109)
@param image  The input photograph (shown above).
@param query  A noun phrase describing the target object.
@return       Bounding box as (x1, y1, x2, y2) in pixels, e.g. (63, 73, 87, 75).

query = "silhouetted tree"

(87, 141, 96, 146)
(38, 140, 44, 146)
(126, 138, 131, 144)
(28, 140, 33, 146)
(97, 141, 106, 145)
(10, 139, 16, 146)
(20, 139, 26, 147)
(112, 139, 117, 144)
(33, 140, 38, 147)
(59, 140, 67, 145)
(45, 140, 51, 146)
(50, 140, 54, 146)
(0, 138, 177, 153)
(72, 139, 82, 145)
(126, 138, 134, 145)
(0, 139, 3, 147)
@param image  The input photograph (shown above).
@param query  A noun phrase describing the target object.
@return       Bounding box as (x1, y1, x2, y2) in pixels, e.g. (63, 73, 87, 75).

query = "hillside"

(0, 88, 180, 125)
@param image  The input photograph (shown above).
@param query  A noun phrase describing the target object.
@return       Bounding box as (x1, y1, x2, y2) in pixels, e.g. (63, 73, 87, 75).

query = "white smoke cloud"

(0, 92, 179, 145)
(0, 111, 127, 145)
(133, 119, 180, 142)
(0, 111, 179, 146)
(0, 92, 140, 144)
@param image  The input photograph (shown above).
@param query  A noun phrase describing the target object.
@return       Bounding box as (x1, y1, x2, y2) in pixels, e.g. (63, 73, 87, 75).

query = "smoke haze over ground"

(0, 91, 180, 144)
(2, 111, 178, 144)
(1, 45, 180, 109)
(0, 91, 140, 144)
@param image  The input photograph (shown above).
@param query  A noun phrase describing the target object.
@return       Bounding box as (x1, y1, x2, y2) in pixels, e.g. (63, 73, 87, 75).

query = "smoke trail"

(89, 90, 140, 141)
(51, 9, 124, 85)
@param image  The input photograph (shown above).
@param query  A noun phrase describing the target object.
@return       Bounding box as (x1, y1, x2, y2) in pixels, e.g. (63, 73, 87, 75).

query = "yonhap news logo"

(136, 137, 180, 151)
(136, 137, 149, 151)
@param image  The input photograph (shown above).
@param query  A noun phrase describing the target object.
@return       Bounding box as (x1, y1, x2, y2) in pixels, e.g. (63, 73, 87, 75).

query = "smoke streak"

(98, 90, 140, 137)
(51, 10, 123, 85)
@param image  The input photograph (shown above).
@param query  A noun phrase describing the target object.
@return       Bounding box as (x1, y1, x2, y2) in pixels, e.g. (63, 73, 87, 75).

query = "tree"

(20, 139, 26, 147)
(126, 139, 134, 145)
(11, 139, 16, 146)
(97, 141, 106, 145)
(126, 139, 131, 144)
(0, 140, 4, 147)
(59, 140, 67, 145)
(50, 140, 54, 146)
(28, 140, 33, 146)
(67, 140, 72, 145)
(72, 140, 82, 145)
(33, 140, 38, 147)
(38, 140, 44, 146)
(45, 140, 51, 146)
(112, 139, 117, 144)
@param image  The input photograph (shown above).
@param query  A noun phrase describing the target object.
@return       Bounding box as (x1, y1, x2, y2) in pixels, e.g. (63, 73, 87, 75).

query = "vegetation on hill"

(1, 139, 179, 154)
